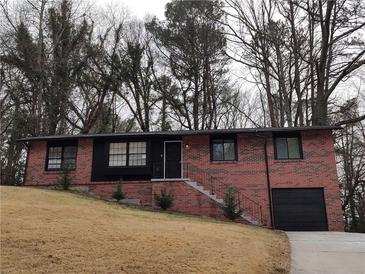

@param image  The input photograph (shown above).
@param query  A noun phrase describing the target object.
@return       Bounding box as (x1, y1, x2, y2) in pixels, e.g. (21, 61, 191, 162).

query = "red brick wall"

(182, 131, 343, 231)
(25, 139, 94, 186)
(151, 181, 223, 218)
(24, 131, 343, 230)
(88, 183, 153, 205)
(182, 134, 270, 225)
(24, 139, 153, 204)
(150, 182, 252, 224)
(268, 131, 343, 231)
(24, 140, 224, 219)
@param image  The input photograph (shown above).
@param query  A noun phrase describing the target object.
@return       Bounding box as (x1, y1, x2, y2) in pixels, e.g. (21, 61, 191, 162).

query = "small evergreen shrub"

(221, 186, 243, 220)
(57, 168, 72, 190)
(154, 188, 174, 210)
(112, 184, 125, 201)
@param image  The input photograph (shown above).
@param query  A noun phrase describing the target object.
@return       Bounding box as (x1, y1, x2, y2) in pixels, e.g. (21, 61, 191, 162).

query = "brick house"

(19, 126, 344, 231)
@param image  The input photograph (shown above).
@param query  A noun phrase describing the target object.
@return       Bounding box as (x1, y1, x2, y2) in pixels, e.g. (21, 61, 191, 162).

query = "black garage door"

(272, 188, 328, 231)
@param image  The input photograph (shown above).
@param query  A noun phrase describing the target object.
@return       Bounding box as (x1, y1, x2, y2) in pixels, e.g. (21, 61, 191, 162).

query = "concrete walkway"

(287, 232, 365, 274)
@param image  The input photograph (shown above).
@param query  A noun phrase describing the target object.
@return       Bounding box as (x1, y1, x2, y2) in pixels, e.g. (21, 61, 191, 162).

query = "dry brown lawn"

(0, 186, 289, 274)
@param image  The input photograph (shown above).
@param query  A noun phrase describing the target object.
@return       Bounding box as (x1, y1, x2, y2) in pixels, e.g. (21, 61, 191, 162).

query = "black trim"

(91, 137, 153, 182)
(45, 140, 78, 171)
(17, 126, 342, 142)
(210, 134, 238, 162)
(273, 131, 303, 160)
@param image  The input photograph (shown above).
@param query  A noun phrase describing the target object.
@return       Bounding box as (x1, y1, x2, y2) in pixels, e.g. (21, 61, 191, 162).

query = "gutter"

(255, 131, 274, 228)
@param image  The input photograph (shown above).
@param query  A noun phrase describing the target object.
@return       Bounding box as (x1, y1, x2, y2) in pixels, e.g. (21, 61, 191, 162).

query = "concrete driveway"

(287, 232, 365, 274)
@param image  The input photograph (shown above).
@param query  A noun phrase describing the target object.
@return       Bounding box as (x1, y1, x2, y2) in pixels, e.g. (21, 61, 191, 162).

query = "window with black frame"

(46, 145, 77, 170)
(274, 133, 302, 160)
(211, 138, 236, 161)
(108, 142, 147, 167)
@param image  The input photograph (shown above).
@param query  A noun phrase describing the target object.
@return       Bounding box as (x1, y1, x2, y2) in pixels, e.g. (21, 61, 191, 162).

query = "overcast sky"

(94, 0, 169, 19)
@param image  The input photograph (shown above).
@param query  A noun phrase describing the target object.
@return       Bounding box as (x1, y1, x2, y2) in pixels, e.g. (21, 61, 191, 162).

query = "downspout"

(255, 131, 274, 227)
(22, 141, 30, 186)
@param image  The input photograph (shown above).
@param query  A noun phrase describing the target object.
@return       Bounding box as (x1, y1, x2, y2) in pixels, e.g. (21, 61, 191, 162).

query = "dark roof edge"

(17, 126, 343, 142)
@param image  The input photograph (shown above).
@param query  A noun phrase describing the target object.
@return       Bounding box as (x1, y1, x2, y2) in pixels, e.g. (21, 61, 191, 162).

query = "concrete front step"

(184, 180, 223, 204)
(185, 181, 223, 202)
(183, 179, 258, 225)
(241, 214, 258, 225)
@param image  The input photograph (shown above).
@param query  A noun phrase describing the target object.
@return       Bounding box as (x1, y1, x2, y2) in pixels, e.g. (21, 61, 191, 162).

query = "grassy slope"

(0, 186, 289, 274)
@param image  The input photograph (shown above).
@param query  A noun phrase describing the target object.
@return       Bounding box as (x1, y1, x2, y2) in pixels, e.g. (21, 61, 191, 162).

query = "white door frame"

(163, 140, 183, 179)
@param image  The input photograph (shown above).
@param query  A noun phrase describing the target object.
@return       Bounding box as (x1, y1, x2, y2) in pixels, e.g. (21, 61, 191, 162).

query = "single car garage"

(272, 188, 328, 231)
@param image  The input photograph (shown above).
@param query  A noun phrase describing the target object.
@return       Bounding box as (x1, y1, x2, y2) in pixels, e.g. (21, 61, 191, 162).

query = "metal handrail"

(183, 162, 263, 224)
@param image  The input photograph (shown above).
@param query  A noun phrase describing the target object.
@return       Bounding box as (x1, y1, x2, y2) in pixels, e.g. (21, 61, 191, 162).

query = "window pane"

(129, 154, 146, 166)
(129, 142, 146, 166)
(109, 143, 127, 154)
(109, 154, 126, 166)
(224, 141, 235, 160)
(47, 159, 61, 169)
(63, 158, 76, 169)
(129, 142, 146, 154)
(47, 145, 77, 170)
(48, 147, 62, 158)
(212, 143, 224, 161)
(287, 138, 300, 159)
(64, 146, 76, 158)
(276, 138, 288, 159)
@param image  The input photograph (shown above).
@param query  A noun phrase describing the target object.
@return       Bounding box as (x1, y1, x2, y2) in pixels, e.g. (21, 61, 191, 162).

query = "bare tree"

(113, 21, 158, 132)
(304, 0, 365, 125)
(223, 0, 365, 126)
(334, 99, 365, 232)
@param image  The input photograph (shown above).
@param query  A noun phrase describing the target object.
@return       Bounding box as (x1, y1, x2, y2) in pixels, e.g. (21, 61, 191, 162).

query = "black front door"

(165, 142, 181, 178)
